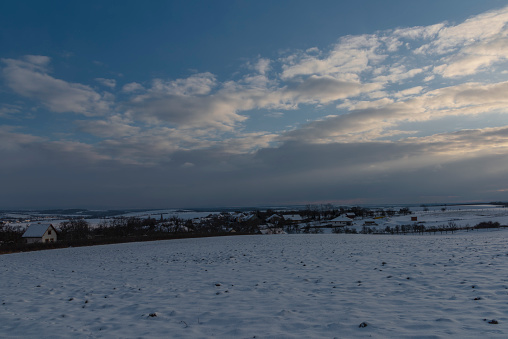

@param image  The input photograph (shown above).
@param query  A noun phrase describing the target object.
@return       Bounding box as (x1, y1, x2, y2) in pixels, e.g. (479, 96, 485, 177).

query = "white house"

(330, 215, 353, 227)
(22, 223, 58, 244)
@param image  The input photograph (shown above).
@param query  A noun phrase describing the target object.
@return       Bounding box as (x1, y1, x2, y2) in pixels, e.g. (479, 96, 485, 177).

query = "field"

(1, 230, 508, 338)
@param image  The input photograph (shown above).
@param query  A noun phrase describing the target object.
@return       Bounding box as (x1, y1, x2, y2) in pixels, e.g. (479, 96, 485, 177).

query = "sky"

(2, 0, 508, 209)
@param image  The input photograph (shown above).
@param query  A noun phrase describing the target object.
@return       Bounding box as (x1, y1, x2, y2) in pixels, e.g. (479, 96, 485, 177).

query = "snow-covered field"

(326, 205, 508, 233)
(387, 205, 508, 229)
(1, 231, 508, 338)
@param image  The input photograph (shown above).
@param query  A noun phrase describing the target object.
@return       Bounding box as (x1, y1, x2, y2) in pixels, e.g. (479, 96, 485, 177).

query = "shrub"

(474, 221, 500, 229)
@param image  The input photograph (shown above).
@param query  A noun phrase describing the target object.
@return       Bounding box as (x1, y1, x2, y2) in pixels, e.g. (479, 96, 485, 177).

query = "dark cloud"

(2, 124, 508, 208)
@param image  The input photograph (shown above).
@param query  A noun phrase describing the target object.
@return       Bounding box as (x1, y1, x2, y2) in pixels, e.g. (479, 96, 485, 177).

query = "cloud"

(2, 56, 111, 115)
(150, 72, 217, 95)
(126, 91, 249, 130)
(217, 132, 278, 154)
(254, 58, 271, 75)
(77, 115, 140, 138)
(403, 126, 508, 157)
(372, 66, 425, 83)
(3, 6, 508, 208)
(95, 78, 116, 88)
(2, 121, 508, 208)
(181, 162, 195, 169)
(0, 126, 108, 167)
(431, 6, 508, 54)
(283, 76, 375, 105)
(394, 86, 424, 98)
(281, 79, 508, 145)
(75, 120, 277, 165)
(123, 72, 252, 130)
(400, 6, 508, 79)
(393, 23, 444, 40)
(419, 81, 508, 117)
(434, 38, 508, 77)
(281, 105, 408, 144)
(123, 69, 379, 130)
(122, 82, 145, 92)
(280, 34, 382, 80)
(0, 103, 22, 118)
(0, 126, 43, 153)
(265, 112, 284, 118)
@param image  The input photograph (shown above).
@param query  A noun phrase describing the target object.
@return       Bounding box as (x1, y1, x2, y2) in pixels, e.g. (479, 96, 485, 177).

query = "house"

(266, 214, 283, 224)
(363, 219, 378, 226)
(22, 223, 58, 244)
(283, 214, 303, 223)
(259, 224, 285, 235)
(330, 215, 353, 227)
(345, 213, 356, 219)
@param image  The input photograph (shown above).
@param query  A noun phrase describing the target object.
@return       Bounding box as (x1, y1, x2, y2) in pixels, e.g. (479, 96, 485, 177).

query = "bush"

(474, 221, 500, 229)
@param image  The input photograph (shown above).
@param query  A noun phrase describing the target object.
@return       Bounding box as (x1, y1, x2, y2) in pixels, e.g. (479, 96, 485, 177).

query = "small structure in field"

(22, 223, 58, 244)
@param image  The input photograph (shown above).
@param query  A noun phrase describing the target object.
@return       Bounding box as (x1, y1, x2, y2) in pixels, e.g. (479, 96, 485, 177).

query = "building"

(22, 223, 58, 244)
(283, 214, 303, 223)
(330, 215, 353, 227)
(363, 219, 378, 226)
(345, 213, 356, 219)
(266, 214, 283, 224)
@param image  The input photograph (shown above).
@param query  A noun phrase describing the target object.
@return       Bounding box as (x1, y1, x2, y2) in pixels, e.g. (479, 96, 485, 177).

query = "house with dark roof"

(22, 223, 58, 244)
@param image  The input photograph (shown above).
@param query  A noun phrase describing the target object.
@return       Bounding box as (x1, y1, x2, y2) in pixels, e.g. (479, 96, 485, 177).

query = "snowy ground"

(326, 205, 508, 233)
(1, 230, 508, 338)
(388, 205, 508, 228)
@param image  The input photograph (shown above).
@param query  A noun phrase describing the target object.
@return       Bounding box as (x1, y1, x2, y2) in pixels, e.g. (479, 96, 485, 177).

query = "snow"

(1, 231, 508, 338)
(341, 205, 508, 232)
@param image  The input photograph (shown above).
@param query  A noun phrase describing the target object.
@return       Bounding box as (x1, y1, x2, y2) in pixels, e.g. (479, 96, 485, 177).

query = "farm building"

(22, 223, 58, 244)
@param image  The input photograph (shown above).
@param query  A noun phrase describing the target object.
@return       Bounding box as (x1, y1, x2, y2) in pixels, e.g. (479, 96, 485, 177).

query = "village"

(1, 204, 508, 250)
